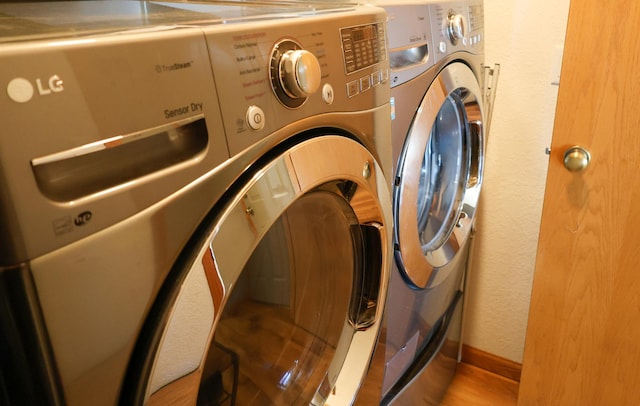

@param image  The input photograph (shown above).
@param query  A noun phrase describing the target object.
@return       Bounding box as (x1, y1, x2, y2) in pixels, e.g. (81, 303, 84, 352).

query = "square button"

(347, 80, 359, 97)
(371, 71, 381, 86)
(380, 68, 389, 83)
(360, 76, 371, 92)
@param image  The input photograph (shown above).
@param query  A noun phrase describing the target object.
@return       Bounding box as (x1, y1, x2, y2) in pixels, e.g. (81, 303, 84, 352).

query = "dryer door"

(395, 62, 484, 289)
(125, 135, 392, 405)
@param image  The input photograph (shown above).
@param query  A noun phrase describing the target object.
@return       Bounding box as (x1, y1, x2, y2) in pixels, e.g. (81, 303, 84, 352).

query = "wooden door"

(517, 0, 640, 404)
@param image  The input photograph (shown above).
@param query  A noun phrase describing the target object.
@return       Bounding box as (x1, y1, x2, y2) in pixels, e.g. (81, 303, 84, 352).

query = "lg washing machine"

(372, 0, 499, 404)
(0, 2, 393, 405)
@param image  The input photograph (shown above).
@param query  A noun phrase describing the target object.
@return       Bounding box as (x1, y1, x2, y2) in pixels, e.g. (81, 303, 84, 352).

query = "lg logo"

(6, 75, 64, 103)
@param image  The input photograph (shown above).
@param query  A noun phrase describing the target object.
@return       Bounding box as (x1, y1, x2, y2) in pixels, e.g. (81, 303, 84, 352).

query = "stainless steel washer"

(373, 1, 498, 404)
(0, 2, 393, 404)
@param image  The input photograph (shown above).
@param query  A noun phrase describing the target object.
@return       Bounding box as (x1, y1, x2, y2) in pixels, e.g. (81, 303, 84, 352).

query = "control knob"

(270, 40, 321, 108)
(280, 49, 321, 98)
(446, 10, 467, 45)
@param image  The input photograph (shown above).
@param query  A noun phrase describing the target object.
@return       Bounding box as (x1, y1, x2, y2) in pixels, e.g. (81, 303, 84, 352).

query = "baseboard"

(461, 345, 522, 382)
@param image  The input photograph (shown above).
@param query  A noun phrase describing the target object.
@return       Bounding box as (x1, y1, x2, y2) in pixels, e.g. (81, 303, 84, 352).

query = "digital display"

(351, 25, 376, 42)
(340, 23, 386, 74)
(352, 29, 365, 42)
(469, 5, 484, 31)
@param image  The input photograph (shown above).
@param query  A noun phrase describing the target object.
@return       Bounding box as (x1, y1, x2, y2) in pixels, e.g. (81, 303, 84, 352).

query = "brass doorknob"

(563, 146, 591, 172)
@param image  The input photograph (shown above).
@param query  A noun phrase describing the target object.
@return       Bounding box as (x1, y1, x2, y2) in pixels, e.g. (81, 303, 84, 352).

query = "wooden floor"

(440, 362, 519, 406)
(203, 297, 519, 405)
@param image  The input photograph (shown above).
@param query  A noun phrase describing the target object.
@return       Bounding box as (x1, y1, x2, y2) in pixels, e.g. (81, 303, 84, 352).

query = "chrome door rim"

(394, 62, 484, 289)
(142, 135, 392, 405)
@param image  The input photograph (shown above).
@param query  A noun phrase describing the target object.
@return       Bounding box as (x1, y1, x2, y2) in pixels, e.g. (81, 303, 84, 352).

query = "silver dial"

(447, 10, 467, 45)
(270, 40, 321, 108)
(279, 49, 321, 99)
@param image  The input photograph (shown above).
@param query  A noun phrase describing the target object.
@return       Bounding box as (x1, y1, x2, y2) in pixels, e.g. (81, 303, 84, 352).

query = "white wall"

(462, 0, 570, 363)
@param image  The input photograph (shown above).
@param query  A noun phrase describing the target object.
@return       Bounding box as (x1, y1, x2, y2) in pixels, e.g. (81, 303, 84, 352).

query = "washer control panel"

(446, 9, 467, 45)
(430, 0, 484, 63)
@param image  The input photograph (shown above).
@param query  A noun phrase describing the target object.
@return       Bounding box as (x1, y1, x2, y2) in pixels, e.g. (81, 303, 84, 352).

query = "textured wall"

(462, 0, 570, 363)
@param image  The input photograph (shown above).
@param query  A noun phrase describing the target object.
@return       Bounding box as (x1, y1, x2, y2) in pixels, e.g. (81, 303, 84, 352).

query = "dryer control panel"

(203, 9, 390, 156)
(340, 21, 388, 98)
(340, 22, 386, 74)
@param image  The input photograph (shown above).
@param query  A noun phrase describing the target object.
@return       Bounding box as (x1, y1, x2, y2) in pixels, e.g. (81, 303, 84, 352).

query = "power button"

(322, 83, 335, 104)
(246, 105, 265, 131)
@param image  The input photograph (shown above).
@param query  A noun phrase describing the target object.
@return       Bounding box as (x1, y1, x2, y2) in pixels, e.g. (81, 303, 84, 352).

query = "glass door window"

(417, 93, 468, 253)
(201, 190, 363, 405)
(394, 62, 484, 289)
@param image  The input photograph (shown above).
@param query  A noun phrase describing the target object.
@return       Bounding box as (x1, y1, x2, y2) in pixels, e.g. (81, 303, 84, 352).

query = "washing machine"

(0, 2, 394, 405)
(373, 0, 499, 404)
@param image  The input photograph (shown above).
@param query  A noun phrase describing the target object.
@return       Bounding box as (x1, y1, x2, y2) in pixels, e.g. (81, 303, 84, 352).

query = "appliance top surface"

(0, 0, 357, 43)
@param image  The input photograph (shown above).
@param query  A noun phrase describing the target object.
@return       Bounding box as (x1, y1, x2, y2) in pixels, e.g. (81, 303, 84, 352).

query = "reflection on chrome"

(143, 136, 392, 406)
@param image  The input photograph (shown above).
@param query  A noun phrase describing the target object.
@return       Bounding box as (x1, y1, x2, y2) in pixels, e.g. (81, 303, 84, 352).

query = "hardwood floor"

(198, 296, 519, 405)
(440, 362, 519, 406)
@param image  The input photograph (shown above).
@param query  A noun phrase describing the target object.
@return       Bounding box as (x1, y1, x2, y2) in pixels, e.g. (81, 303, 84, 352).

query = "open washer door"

(394, 62, 484, 289)
(123, 135, 392, 405)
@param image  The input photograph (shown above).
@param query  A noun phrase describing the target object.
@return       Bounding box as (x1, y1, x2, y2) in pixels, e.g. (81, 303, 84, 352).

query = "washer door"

(125, 135, 391, 405)
(394, 62, 484, 289)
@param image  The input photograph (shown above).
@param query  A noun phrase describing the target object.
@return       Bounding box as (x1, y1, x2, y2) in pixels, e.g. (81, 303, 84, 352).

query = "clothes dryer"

(375, 1, 498, 404)
(0, 2, 393, 405)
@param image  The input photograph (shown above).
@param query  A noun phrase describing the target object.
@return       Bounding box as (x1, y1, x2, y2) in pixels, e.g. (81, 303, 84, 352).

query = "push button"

(246, 105, 265, 131)
(371, 71, 381, 87)
(347, 80, 359, 97)
(360, 76, 371, 92)
(322, 83, 335, 104)
(381, 68, 389, 83)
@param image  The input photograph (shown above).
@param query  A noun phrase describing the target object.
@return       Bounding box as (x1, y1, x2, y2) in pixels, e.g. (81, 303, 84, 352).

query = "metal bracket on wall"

(481, 63, 501, 137)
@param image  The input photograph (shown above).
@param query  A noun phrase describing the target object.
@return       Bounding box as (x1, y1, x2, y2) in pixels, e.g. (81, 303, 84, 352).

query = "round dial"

(270, 40, 321, 108)
(446, 10, 467, 45)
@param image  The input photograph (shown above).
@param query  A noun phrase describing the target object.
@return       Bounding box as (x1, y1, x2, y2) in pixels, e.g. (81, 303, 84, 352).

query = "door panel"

(518, 0, 640, 404)
(394, 62, 483, 289)
(123, 135, 392, 406)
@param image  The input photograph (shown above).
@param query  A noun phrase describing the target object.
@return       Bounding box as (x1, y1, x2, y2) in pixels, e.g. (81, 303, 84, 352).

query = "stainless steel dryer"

(374, 0, 498, 404)
(0, 2, 393, 405)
